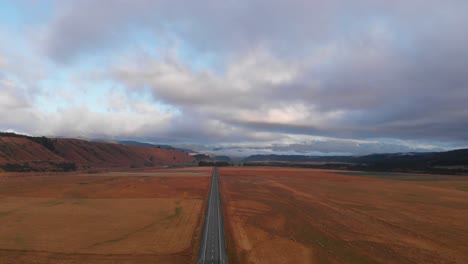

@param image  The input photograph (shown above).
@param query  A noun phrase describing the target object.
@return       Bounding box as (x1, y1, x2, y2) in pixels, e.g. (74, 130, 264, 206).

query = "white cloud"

(0, 78, 29, 109)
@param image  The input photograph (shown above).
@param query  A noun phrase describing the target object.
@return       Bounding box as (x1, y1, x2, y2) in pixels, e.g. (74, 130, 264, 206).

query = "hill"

(0, 133, 194, 172)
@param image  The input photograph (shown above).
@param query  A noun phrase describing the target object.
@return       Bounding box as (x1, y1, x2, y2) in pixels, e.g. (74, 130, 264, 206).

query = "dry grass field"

(219, 167, 468, 264)
(0, 167, 211, 264)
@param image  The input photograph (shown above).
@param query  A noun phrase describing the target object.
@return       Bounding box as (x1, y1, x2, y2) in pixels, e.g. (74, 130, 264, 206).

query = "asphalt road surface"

(197, 167, 228, 264)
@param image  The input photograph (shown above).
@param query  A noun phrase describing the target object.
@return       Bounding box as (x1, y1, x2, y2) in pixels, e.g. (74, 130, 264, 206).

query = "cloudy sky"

(1, 0, 468, 156)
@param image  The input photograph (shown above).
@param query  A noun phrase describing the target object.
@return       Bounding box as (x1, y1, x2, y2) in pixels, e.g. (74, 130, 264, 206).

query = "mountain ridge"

(0, 132, 195, 172)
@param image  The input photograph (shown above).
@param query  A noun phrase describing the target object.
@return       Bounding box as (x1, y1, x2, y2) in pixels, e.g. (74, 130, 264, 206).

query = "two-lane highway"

(197, 167, 227, 264)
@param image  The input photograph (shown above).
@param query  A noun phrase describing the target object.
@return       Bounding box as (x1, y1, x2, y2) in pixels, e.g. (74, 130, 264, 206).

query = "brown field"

(0, 167, 211, 264)
(219, 167, 468, 264)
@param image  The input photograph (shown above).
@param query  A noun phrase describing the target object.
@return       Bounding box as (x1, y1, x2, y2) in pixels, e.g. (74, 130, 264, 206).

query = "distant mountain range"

(243, 149, 468, 174)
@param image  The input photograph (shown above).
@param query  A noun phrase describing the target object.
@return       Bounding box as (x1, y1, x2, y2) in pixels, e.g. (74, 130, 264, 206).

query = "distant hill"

(0, 132, 195, 172)
(243, 150, 468, 174)
(117, 140, 196, 153)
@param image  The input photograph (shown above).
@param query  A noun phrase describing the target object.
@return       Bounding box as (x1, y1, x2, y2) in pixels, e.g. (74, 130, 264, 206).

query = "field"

(219, 167, 468, 264)
(0, 167, 211, 264)
(3, 166, 468, 263)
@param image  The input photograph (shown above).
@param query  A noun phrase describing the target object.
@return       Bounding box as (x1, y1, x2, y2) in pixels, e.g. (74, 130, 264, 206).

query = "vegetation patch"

(166, 206, 183, 220)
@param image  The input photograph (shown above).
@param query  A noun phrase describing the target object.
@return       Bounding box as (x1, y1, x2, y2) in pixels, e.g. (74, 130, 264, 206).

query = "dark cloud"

(39, 1, 157, 62)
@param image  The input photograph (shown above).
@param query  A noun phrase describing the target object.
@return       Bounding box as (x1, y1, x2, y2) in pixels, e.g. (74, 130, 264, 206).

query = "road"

(197, 167, 228, 264)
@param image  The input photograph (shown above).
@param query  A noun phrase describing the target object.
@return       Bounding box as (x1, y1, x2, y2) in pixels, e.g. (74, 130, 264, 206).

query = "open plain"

(220, 167, 468, 264)
(0, 167, 211, 264)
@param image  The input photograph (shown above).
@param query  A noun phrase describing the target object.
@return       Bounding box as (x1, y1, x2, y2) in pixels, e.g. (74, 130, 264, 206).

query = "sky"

(1, 0, 468, 156)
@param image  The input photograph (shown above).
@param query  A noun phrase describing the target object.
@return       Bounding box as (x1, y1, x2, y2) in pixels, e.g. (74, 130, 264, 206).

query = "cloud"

(0, 75, 176, 139)
(38, 0, 335, 62)
(0, 75, 42, 133)
(41, 105, 173, 138)
(113, 47, 300, 108)
(37, 0, 155, 63)
(110, 26, 468, 143)
(0, 77, 30, 109)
